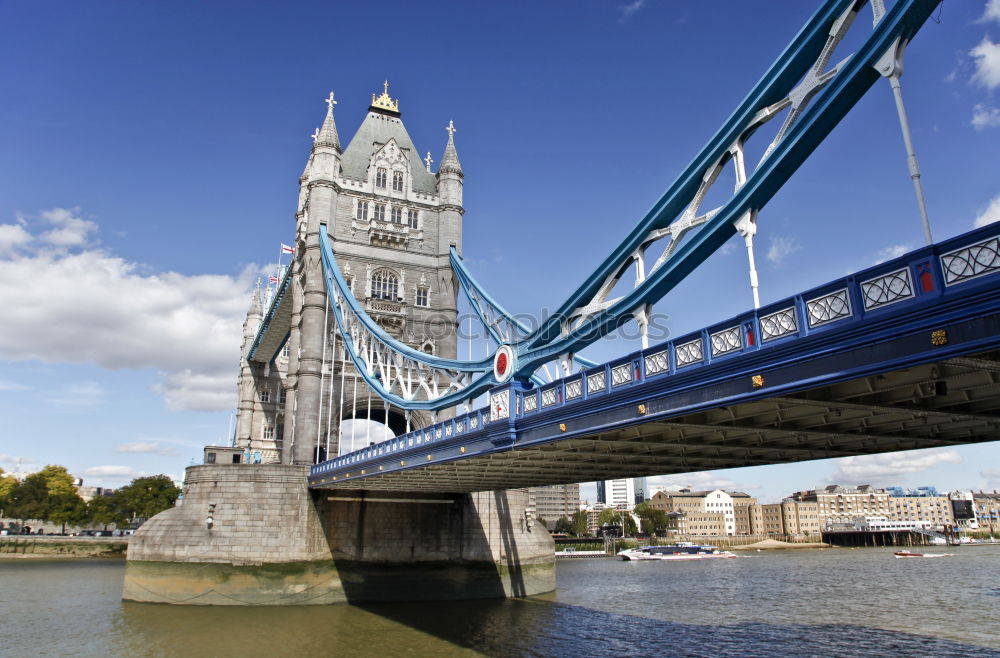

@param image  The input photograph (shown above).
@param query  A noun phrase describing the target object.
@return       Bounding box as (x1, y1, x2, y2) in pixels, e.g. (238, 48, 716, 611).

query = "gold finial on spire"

(371, 80, 400, 113)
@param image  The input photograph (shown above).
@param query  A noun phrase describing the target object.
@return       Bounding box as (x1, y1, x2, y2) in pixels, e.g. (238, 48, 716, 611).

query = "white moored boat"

(618, 543, 736, 561)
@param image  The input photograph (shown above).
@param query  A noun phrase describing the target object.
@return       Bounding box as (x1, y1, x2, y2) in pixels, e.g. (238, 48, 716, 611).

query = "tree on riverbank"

(3, 465, 179, 532)
(87, 495, 118, 530)
(110, 475, 180, 525)
(598, 507, 637, 536)
(0, 468, 16, 518)
(7, 465, 83, 530)
(634, 502, 669, 536)
(571, 510, 590, 536)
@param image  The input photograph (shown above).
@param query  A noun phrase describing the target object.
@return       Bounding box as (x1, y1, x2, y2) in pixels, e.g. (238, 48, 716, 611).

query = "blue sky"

(1, 0, 999, 502)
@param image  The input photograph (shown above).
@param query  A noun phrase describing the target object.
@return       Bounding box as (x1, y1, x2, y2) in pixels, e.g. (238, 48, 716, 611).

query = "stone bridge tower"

(234, 84, 464, 465)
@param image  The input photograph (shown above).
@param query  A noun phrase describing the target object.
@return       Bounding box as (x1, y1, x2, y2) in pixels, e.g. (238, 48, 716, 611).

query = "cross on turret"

(325, 92, 337, 111)
(446, 120, 456, 139)
(424, 151, 433, 171)
(311, 128, 319, 143)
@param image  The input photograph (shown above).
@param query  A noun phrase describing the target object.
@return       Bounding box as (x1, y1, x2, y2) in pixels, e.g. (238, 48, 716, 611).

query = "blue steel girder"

(319, 227, 496, 410)
(510, 0, 942, 375)
(258, 0, 943, 410)
(309, 226, 1000, 491)
(449, 246, 597, 371)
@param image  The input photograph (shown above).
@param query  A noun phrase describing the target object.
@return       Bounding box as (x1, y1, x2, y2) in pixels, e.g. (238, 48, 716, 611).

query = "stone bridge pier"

(122, 464, 555, 605)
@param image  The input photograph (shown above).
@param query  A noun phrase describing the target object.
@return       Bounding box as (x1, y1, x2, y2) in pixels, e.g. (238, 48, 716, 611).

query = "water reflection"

(2, 547, 999, 657)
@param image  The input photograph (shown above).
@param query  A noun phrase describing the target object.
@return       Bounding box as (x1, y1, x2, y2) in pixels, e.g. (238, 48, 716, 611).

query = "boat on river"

(893, 550, 953, 558)
(618, 543, 736, 561)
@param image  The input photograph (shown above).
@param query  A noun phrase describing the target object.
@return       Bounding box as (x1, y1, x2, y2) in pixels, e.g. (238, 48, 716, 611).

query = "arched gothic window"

(376, 168, 387, 188)
(392, 171, 404, 191)
(370, 269, 399, 301)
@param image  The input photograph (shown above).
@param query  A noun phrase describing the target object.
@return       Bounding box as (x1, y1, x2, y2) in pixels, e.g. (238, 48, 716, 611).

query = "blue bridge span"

(310, 226, 1000, 492)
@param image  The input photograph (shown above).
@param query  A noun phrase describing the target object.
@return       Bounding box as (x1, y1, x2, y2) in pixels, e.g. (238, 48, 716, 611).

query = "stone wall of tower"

(255, 92, 466, 464)
(234, 291, 286, 463)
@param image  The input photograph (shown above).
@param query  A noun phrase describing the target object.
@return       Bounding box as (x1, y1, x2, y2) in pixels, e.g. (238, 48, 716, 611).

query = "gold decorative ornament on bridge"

(751, 374, 765, 388)
(931, 329, 948, 346)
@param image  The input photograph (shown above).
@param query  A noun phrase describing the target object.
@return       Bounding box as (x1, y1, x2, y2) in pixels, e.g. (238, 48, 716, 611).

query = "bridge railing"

(311, 225, 1000, 482)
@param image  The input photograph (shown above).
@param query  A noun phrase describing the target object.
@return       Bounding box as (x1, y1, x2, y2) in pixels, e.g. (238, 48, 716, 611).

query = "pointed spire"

(316, 91, 340, 150)
(249, 281, 263, 318)
(438, 120, 463, 176)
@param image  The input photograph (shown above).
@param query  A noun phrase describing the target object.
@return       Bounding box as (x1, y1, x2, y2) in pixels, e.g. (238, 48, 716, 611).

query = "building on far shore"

(885, 486, 955, 529)
(597, 478, 635, 509)
(575, 483, 996, 538)
(72, 478, 114, 503)
(972, 491, 1000, 534)
(529, 484, 580, 528)
(647, 489, 753, 536)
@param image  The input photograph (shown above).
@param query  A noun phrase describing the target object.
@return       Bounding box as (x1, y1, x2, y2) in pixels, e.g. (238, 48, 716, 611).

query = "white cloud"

(114, 441, 179, 457)
(37, 207, 98, 250)
(829, 448, 962, 486)
(340, 419, 394, 452)
(970, 36, 1000, 90)
(647, 471, 754, 493)
(79, 465, 146, 485)
(873, 244, 911, 265)
(0, 223, 31, 256)
(619, 0, 646, 22)
(0, 454, 37, 466)
(982, 0, 1000, 24)
(45, 381, 108, 407)
(0, 209, 259, 411)
(972, 103, 1000, 130)
(974, 193, 1000, 228)
(0, 379, 29, 391)
(981, 468, 1000, 490)
(155, 370, 237, 412)
(766, 235, 800, 265)
(81, 465, 139, 477)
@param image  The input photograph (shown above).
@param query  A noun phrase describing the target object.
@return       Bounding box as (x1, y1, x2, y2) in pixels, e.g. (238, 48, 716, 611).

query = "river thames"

(2, 545, 998, 656)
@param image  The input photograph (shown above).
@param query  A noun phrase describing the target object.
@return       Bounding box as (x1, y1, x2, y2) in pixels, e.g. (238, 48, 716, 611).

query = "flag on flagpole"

(269, 275, 279, 284)
(281, 243, 295, 254)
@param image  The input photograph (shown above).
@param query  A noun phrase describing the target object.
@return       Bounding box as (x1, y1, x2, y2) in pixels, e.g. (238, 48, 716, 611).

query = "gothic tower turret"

(436, 120, 464, 257)
(255, 83, 466, 464)
(235, 285, 263, 451)
(283, 92, 343, 464)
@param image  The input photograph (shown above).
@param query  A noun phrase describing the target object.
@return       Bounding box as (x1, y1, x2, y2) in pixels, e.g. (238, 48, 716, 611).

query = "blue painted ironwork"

(450, 246, 596, 369)
(311, 225, 1000, 488)
(258, 0, 944, 412)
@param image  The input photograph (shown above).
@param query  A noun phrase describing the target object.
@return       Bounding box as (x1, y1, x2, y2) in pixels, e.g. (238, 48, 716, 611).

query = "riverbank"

(731, 539, 830, 550)
(0, 536, 128, 559)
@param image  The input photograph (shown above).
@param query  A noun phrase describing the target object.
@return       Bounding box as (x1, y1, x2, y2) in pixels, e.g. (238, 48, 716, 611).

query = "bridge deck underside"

(315, 352, 1000, 492)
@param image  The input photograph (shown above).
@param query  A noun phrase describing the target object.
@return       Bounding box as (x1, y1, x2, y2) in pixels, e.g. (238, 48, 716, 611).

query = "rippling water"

(1, 546, 998, 656)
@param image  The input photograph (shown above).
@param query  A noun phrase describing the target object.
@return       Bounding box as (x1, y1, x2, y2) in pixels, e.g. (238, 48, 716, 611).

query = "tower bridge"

(123, 0, 998, 606)
(309, 225, 1000, 492)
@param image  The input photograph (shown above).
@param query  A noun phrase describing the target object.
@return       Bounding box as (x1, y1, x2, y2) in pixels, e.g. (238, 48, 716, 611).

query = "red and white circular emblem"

(493, 344, 515, 383)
